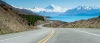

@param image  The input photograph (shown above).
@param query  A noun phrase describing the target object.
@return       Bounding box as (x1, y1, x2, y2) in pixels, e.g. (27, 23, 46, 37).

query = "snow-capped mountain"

(12, 5, 100, 16)
(59, 6, 100, 16)
(12, 4, 68, 16)
(35, 4, 68, 16)
(32, 4, 67, 12)
(31, 4, 68, 16)
(45, 4, 56, 10)
(75, 6, 100, 10)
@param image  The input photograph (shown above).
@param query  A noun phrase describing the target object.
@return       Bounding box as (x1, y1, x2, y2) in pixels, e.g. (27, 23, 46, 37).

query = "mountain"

(37, 4, 67, 16)
(11, 5, 40, 15)
(8, 5, 100, 16)
(0, 0, 34, 15)
(45, 4, 55, 10)
(13, 4, 68, 16)
(59, 6, 100, 16)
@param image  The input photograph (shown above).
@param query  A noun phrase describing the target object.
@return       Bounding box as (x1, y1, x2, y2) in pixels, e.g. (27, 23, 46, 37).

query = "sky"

(3, 0, 100, 8)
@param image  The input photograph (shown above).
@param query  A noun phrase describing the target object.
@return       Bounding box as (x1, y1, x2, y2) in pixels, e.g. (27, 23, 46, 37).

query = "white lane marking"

(69, 29, 100, 37)
(0, 36, 22, 42)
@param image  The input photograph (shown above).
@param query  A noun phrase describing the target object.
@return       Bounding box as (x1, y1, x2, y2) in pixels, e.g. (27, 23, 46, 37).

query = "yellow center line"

(38, 29, 54, 43)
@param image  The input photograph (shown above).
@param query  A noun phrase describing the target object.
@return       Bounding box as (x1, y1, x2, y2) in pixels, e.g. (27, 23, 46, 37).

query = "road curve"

(0, 24, 52, 43)
(46, 28, 100, 43)
(0, 23, 100, 43)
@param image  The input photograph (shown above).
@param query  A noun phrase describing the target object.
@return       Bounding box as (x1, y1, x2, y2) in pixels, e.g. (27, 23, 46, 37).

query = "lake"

(46, 16, 98, 22)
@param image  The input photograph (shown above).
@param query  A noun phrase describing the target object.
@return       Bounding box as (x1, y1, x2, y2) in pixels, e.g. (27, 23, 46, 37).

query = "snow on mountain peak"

(31, 4, 68, 12)
(43, 4, 67, 12)
(12, 4, 68, 12)
(50, 4, 55, 6)
(33, 7, 38, 9)
(75, 6, 100, 10)
(45, 4, 56, 9)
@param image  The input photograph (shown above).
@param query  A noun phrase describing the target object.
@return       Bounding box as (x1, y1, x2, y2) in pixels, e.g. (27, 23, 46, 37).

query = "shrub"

(19, 14, 44, 25)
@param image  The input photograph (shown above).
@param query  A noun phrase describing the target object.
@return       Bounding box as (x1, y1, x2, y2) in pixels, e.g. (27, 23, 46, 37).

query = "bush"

(88, 26, 94, 28)
(19, 14, 44, 25)
(99, 15, 100, 17)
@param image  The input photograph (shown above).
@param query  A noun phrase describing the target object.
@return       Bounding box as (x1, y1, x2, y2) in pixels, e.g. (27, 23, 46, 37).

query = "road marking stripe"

(38, 29, 54, 43)
(69, 29, 100, 37)
(42, 29, 54, 43)
(0, 36, 22, 42)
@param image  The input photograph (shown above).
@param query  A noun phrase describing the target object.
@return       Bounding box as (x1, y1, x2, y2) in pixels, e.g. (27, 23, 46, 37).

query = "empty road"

(0, 24, 100, 43)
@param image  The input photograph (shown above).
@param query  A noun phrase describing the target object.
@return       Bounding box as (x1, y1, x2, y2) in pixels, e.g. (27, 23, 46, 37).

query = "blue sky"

(3, 0, 100, 8)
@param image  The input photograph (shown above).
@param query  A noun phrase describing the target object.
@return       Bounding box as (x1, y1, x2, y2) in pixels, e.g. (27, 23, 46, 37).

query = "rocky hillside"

(44, 16, 100, 29)
(0, 0, 44, 34)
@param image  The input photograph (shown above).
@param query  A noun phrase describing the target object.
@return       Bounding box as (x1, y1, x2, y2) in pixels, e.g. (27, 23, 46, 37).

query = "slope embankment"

(0, 0, 45, 34)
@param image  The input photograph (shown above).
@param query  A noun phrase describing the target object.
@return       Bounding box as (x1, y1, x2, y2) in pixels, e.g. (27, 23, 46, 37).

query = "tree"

(99, 15, 100, 17)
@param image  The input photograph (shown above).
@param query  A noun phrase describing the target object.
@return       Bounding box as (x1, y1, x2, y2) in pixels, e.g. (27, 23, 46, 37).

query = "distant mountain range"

(13, 4, 67, 16)
(59, 6, 100, 16)
(14, 5, 100, 16)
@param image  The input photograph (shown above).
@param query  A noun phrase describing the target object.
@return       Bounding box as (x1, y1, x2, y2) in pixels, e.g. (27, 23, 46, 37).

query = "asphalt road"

(0, 24, 52, 43)
(46, 28, 100, 43)
(0, 24, 100, 43)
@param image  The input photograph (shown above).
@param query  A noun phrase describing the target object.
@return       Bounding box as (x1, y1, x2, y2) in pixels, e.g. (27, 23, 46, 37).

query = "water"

(46, 16, 98, 22)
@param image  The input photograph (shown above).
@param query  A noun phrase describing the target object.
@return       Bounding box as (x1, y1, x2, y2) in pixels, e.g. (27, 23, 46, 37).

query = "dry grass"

(44, 17, 100, 29)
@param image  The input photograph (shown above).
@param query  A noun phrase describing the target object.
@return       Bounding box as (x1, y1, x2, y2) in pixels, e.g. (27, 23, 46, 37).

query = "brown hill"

(0, 0, 44, 34)
(44, 16, 100, 29)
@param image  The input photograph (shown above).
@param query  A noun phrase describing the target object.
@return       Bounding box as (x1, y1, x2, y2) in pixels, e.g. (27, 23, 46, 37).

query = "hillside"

(44, 16, 100, 29)
(0, 0, 44, 34)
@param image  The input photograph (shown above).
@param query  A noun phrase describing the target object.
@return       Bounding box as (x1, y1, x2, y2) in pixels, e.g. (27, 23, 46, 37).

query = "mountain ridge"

(60, 6, 100, 16)
(13, 4, 67, 12)
(13, 5, 100, 16)
(12, 4, 67, 16)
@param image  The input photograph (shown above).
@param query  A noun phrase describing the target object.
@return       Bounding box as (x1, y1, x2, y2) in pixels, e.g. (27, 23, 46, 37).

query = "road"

(46, 28, 100, 43)
(0, 24, 100, 43)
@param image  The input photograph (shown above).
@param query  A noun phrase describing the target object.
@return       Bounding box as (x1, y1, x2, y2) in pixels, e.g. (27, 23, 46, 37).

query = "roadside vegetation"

(19, 14, 44, 26)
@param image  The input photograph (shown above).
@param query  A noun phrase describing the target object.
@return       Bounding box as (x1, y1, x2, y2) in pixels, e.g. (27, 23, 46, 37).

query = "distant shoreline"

(46, 16, 98, 22)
